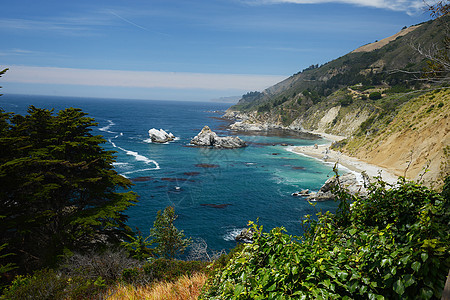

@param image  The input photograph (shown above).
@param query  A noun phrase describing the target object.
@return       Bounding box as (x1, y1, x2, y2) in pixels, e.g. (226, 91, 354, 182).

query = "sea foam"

(99, 119, 117, 134)
(223, 228, 246, 242)
(117, 146, 160, 170)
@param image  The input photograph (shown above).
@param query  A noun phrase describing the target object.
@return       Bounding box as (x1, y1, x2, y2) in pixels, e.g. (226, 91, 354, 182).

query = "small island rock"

(235, 228, 255, 242)
(148, 128, 175, 143)
(190, 126, 246, 148)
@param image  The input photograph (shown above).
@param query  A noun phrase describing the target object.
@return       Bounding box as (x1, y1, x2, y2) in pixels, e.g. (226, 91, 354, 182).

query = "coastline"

(289, 134, 398, 186)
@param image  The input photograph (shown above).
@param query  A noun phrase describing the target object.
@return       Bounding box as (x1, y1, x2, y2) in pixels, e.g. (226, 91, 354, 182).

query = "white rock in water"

(190, 126, 246, 148)
(148, 128, 175, 143)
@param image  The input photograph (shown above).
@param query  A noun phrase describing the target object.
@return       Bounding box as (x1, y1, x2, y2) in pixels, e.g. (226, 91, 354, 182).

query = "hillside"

(339, 89, 449, 186)
(224, 16, 449, 186)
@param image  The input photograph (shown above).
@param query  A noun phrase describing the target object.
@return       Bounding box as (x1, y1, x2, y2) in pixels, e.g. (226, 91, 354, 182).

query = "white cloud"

(3, 66, 286, 91)
(243, 0, 426, 14)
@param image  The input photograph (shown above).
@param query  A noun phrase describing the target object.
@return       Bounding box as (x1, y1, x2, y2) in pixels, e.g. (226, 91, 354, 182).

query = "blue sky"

(0, 0, 434, 101)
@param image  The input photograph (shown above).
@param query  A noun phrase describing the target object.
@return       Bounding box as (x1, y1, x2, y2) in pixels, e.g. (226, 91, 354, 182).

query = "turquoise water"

(2, 94, 338, 251)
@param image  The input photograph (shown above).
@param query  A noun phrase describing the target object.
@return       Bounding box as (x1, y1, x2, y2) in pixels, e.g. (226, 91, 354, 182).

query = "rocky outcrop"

(190, 126, 247, 149)
(304, 172, 367, 201)
(291, 189, 310, 197)
(148, 128, 175, 143)
(235, 228, 255, 242)
(230, 121, 270, 131)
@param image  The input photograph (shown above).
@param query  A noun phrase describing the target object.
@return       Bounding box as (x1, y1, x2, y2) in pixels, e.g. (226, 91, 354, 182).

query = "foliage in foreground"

(106, 272, 207, 300)
(0, 106, 137, 277)
(123, 206, 192, 260)
(201, 177, 450, 299)
(1, 252, 208, 299)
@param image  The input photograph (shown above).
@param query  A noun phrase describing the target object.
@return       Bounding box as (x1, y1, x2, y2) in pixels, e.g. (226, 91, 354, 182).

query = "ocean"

(1, 94, 339, 252)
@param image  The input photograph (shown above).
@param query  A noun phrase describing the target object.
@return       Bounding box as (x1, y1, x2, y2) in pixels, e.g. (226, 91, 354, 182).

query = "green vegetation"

(149, 206, 191, 259)
(122, 206, 191, 260)
(201, 176, 450, 299)
(2, 5, 450, 299)
(0, 68, 7, 97)
(0, 106, 138, 275)
(369, 91, 382, 100)
(2, 253, 208, 299)
(339, 95, 354, 106)
(231, 15, 448, 118)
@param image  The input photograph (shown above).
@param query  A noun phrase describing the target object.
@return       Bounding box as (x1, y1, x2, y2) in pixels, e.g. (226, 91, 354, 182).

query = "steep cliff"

(224, 16, 449, 185)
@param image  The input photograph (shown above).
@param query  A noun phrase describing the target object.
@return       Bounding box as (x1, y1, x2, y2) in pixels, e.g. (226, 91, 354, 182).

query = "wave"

(108, 133, 124, 148)
(223, 228, 245, 242)
(117, 146, 160, 170)
(143, 136, 180, 144)
(99, 120, 117, 134)
(108, 139, 117, 148)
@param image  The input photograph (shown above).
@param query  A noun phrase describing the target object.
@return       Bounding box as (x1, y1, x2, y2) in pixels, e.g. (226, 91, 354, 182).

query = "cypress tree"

(0, 106, 137, 272)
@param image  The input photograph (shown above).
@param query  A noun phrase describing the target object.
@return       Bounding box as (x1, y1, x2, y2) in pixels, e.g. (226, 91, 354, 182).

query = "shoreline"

(222, 116, 399, 185)
(288, 136, 398, 186)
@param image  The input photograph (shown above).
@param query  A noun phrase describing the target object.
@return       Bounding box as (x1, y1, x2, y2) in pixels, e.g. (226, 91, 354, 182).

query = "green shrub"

(339, 95, 353, 106)
(201, 178, 450, 299)
(369, 91, 382, 100)
(143, 258, 207, 282)
(121, 267, 145, 285)
(330, 139, 348, 150)
(385, 85, 412, 94)
(1, 269, 105, 300)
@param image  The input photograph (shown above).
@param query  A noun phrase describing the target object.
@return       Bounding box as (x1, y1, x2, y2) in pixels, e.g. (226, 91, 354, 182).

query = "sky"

(0, 0, 435, 101)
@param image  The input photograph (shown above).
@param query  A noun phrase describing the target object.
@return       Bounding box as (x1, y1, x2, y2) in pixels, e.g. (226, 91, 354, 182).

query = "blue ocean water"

(1, 94, 338, 252)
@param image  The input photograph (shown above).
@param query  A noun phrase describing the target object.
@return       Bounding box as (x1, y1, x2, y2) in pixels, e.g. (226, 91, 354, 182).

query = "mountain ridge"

(224, 16, 449, 186)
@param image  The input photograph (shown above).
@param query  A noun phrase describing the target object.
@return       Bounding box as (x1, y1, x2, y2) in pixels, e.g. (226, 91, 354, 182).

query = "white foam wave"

(113, 162, 129, 166)
(108, 139, 117, 148)
(117, 146, 160, 170)
(143, 136, 180, 144)
(223, 228, 245, 242)
(99, 120, 117, 134)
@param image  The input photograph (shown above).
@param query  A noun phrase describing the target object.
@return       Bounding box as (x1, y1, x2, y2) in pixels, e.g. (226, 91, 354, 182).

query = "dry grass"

(105, 272, 208, 300)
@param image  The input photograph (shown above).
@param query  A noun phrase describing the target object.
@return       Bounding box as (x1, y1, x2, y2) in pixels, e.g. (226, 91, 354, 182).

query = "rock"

(230, 121, 268, 131)
(190, 126, 247, 148)
(235, 228, 255, 242)
(148, 128, 175, 143)
(305, 172, 367, 201)
(307, 191, 335, 201)
(292, 189, 310, 197)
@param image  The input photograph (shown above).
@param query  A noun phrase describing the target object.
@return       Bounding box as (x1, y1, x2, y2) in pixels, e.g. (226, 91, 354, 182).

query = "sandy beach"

(290, 133, 399, 185)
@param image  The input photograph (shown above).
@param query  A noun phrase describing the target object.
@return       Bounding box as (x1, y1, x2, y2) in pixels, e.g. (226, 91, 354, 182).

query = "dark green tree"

(0, 106, 138, 272)
(369, 91, 382, 100)
(150, 206, 191, 259)
(0, 68, 8, 97)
